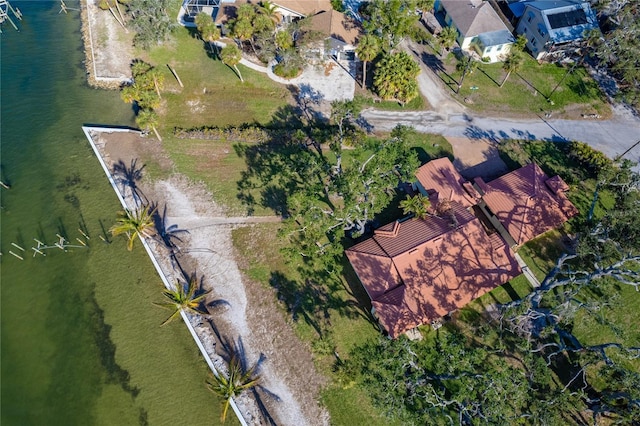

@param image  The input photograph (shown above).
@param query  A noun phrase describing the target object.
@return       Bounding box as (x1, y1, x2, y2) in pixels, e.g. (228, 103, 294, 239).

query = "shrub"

(273, 62, 302, 79)
(569, 141, 613, 176)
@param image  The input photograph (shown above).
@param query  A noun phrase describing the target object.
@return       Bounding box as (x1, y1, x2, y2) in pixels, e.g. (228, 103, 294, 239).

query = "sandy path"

(91, 130, 329, 426)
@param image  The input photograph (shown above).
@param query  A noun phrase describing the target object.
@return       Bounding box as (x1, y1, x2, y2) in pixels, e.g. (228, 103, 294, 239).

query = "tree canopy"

(373, 51, 421, 105)
(591, 0, 640, 108)
(361, 0, 420, 51)
(343, 161, 640, 425)
(127, 0, 174, 48)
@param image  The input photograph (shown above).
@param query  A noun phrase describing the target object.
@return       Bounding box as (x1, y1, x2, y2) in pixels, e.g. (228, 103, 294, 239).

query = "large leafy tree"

(110, 205, 156, 251)
(591, 0, 640, 108)
(361, 0, 419, 51)
(344, 162, 640, 425)
(127, 0, 174, 49)
(373, 51, 420, 105)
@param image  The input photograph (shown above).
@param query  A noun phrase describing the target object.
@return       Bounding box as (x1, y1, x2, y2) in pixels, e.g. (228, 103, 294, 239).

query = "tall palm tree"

(110, 205, 156, 251)
(456, 54, 477, 93)
(400, 194, 431, 219)
(220, 44, 244, 82)
(149, 68, 165, 97)
(259, 0, 280, 27)
(195, 12, 221, 55)
(501, 50, 524, 87)
(356, 34, 380, 88)
(438, 26, 457, 56)
(154, 275, 210, 326)
(136, 109, 162, 141)
(207, 355, 260, 423)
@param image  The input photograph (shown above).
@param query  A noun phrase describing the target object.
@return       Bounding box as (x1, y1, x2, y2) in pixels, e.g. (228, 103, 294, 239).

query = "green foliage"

(207, 356, 260, 423)
(220, 44, 243, 82)
(399, 193, 431, 219)
(500, 49, 524, 87)
(437, 26, 457, 54)
(356, 34, 381, 88)
(330, 0, 345, 12)
(195, 12, 220, 45)
(373, 51, 420, 105)
(128, 0, 175, 49)
(153, 275, 210, 326)
(569, 141, 614, 175)
(592, 1, 640, 109)
(348, 331, 565, 424)
(109, 205, 156, 251)
(361, 0, 420, 51)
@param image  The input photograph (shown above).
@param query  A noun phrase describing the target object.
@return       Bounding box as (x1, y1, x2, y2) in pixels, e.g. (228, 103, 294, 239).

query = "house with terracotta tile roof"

(414, 157, 480, 208)
(346, 158, 578, 338)
(346, 158, 521, 338)
(346, 202, 521, 338)
(474, 162, 578, 246)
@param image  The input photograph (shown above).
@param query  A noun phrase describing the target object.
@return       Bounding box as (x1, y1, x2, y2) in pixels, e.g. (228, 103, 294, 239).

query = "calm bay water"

(1, 3, 224, 425)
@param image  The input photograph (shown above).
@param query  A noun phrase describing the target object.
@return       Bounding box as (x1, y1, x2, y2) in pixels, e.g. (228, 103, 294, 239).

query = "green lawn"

(435, 52, 609, 117)
(140, 26, 292, 130)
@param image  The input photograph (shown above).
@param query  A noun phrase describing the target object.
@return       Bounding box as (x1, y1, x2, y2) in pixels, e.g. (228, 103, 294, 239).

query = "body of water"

(1, 3, 223, 424)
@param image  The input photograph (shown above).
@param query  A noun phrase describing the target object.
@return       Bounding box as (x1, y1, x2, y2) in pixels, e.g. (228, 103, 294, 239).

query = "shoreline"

(81, 127, 329, 426)
(81, 126, 251, 425)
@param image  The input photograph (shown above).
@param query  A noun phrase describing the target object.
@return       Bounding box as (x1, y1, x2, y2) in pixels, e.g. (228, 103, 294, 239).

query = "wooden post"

(167, 64, 184, 88)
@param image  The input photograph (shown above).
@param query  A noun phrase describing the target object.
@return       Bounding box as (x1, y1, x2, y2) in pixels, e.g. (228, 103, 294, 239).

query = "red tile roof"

(346, 202, 521, 338)
(415, 157, 479, 209)
(479, 163, 578, 245)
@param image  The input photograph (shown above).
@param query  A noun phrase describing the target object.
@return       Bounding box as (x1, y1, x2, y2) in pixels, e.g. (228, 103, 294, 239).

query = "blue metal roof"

(478, 29, 516, 47)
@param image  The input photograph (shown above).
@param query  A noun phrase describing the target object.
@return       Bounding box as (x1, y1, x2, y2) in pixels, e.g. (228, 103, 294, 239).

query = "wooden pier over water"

(0, 0, 22, 32)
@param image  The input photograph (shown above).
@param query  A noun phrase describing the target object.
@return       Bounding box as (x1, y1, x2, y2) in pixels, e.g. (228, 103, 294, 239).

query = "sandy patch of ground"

(90, 130, 329, 426)
(83, 0, 134, 85)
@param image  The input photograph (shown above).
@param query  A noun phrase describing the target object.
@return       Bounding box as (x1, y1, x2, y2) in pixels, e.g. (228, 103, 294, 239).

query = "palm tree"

(259, 0, 280, 27)
(154, 275, 210, 326)
(131, 59, 152, 78)
(136, 109, 162, 141)
(207, 355, 260, 423)
(438, 26, 457, 56)
(220, 44, 244, 82)
(195, 12, 221, 55)
(356, 34, 380, 88)
(110, 205, 156, 251)
(146, 67, 165, 98)
(501, 50, 524, 87)
(400, 194, 431, 219)
(456, 54, 477, 93)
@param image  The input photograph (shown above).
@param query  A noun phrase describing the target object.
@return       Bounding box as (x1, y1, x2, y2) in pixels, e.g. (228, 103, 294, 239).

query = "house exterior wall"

(516, 6, 551, 59)
(475, 41, 512, 63)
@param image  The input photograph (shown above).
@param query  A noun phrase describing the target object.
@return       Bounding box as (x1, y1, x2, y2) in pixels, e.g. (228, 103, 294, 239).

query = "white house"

(435, 0, 515, 62)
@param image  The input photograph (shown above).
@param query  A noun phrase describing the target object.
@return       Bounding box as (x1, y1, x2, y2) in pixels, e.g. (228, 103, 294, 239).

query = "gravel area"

(90, 129, 329, 426)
